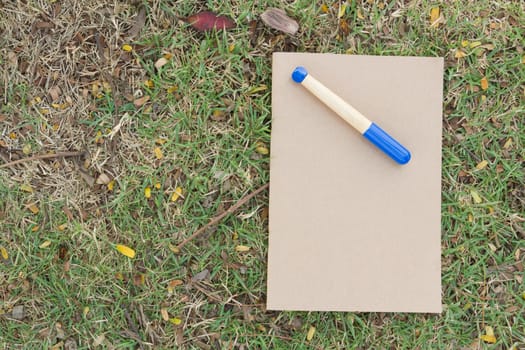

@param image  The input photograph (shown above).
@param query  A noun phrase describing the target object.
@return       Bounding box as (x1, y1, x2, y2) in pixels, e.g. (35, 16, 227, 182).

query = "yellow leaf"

(470, 41, 482, 48)
(122, 44, 133, 52)
(480, 76, 489, 90)
(171, 187, 183, 202)
(107, 180, 115, 191)
(468, 213, 474, 222)
(116, 244, 136, 258)
(235, 245, 251, 252)
(154, 182, 161, 190)
(461, 40, 470, 47)
(455, 49, 467, 58)
(144, 79, 154, 88)
(168, 243, 180, 254)
(114, 272, 124, 281)
(357, 9, 364, 20)
(255, 142, 269, 155)
(154, 147, 163, 160)
(167, 85, 178, 94)
(320, 4, 329, 13)
(22, 144, 32, 155)
(145, 186, 151, 199)
(228, 43, 235, 52)
(307, 326, 316, 341)
(161, 308, 169, 321)
(20, 184, 33, 193)
(83, 306, 90, 317)
(429, 7, 440, 26)
(470, 190, 482, 204)
(247, 85, 268, 94)
(163, 53, 173, 60)
(32, 225, 40, 232)
(338, 3, 347, 18)
(155, 138, 167, 145)
(167, 279, 183, 294)
(39, 240, 52, 249)
(232, 231, 238, 240)
(169, 317, 182, 325)
(485, 326, 494, 336)
(522, 291, 525, 300)
(503, 138, 513, 149)
(26, 203, 39, 214)
(480, 334, 496, 343)
(475, 160, 488, 170)
(57, 223, 67, 231)
(9, 132, 17, 139)
(0, 246, 8, 260)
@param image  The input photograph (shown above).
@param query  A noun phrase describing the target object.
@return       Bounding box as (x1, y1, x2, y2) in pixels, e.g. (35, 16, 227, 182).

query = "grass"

(1, 0, 524, 349)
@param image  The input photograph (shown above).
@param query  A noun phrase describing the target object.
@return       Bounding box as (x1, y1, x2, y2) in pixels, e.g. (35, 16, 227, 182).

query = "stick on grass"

(0, 151, 85, 169)
(177, 183, 269, 250)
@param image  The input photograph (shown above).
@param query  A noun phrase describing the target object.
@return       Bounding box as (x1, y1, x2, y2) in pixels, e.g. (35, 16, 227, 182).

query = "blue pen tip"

(292, 66, 308, 83)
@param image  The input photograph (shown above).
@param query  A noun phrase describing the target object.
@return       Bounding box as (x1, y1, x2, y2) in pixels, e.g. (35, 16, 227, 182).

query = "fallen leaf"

(503, 137, 512, 149)
(306, 325, 316, 341)
(461, 40, 470, 47)
(211, 109, 226, 121)
(144, 79, 154, 88)
(0, 246, 8, 260)
(154, 147, 163, 160)
(115, 244, 136, 258)
(155, 57, 168, 69)
(471, 190, 482, 204)
(145, 186, 152, 199)
(191, 269, 210, 282)
(357, 9, 365, 20)
(167, 85, 178, 94)
(339, 19, 350, 36)
(83, 306, 90, 317)
(57, 223, 67, 231)
(255, 142, 269, 155)
(169, 317, 182, 325)
(235, 245, 251, 252)
(26, 203, 39, 214)
(480, 326, 496, 343)
(11, 305, 25, 320)
(338, 3, 347, 18)
(320, 4, 329, 14)
(480, 76, 489, 90)
(154, 182, 161, 189)
(186, 11, 236, 32)
(470, 41, 482, 48)
(455, 49, 467, 58)
(32, 225, 40, 232)
(171, 187, 183, 202)
(133, 274, 145, 286)
(168, 243, 180, 254)
(122, 44, 133, 52)
(134, 95, 150, 108)
(93, 334, 105, 347)
(247, 85, 268, 94)
(96, 173, 111, 185)
(107, 180, 115, 191)
(429, 7, 440, 26)
(475, 160, 488, 170)
(160, 308, 169, 321)
(22, 144, 31, 155)
(39, 240, 52, 248)
(261, 8, 299, 35)
(20, 184, 33, 193)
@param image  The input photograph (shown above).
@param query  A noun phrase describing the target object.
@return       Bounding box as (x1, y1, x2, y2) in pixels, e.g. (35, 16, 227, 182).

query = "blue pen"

(291, 66, 411, 165)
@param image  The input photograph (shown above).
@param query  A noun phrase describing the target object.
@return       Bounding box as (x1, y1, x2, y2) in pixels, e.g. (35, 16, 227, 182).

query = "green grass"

(1, 0, 524, 349)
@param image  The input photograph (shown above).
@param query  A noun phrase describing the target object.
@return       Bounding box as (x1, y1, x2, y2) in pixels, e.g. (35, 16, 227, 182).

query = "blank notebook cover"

(268, 53, 443, 313)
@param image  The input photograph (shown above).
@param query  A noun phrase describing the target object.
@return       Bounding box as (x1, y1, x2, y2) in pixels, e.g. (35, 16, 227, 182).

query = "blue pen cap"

(292, 67, 308, 83)
(363, 123, 411, 165)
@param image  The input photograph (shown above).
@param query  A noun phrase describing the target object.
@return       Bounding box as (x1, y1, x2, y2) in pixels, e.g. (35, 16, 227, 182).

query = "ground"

(0, 0, 524, 349)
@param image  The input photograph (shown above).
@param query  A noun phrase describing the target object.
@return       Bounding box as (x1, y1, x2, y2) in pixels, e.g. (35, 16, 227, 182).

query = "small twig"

(177, 183, 269, 250)
(0, 151, 85, 169)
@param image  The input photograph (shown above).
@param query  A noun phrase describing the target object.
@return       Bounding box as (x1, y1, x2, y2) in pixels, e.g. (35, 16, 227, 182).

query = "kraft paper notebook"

(268, 53, 443, 313)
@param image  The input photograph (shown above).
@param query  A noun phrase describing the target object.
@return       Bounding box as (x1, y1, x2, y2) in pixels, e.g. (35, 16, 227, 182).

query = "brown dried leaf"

(48, 86, 61, 102)
(128, 6, 147, 38)
(186, 11, 236, 32)
(134, 95, 150, 107)
(155, 57, 169, 69)
(191, 269, 210, 282)
(261, 8, 299, 35)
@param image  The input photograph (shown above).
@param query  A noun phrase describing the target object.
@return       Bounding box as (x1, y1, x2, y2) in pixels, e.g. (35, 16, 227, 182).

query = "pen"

(291, 66, 411, 165)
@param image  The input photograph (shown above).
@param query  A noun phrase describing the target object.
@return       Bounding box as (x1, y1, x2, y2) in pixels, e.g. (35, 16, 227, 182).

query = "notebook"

(267, 53, 443, 312)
